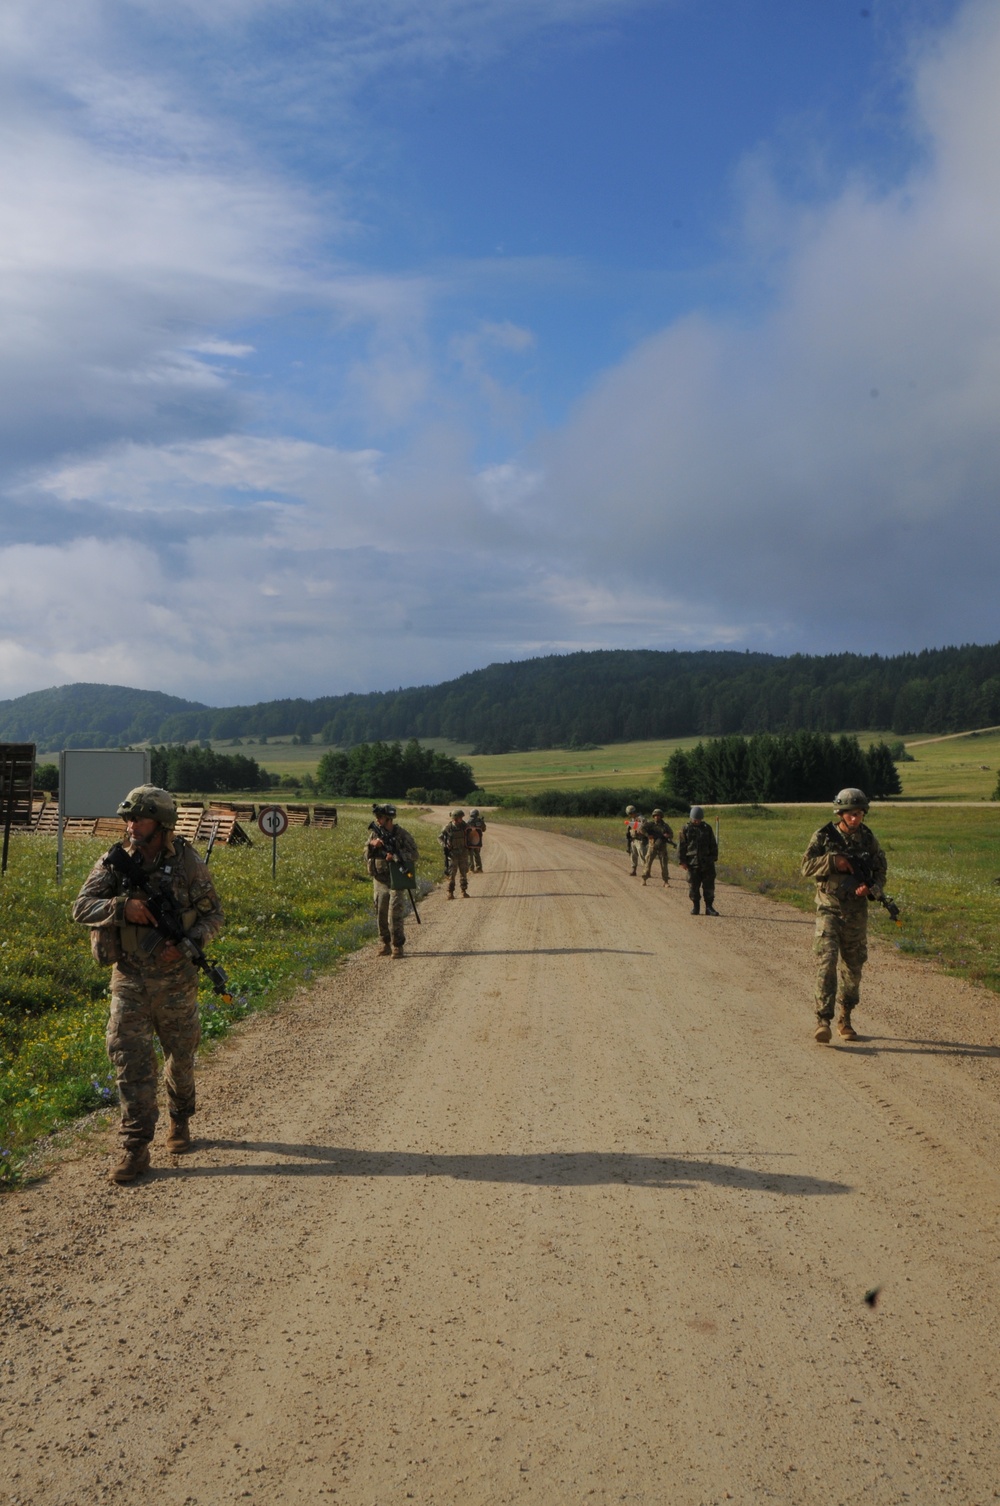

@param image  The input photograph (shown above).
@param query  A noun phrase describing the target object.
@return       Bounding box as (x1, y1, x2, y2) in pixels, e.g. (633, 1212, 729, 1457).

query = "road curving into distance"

(3, 820, 1000, 1504)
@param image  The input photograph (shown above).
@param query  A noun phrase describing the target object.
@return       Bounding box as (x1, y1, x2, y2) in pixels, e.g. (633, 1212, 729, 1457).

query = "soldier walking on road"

(440, 809, 472, 899)
(678, 806, 719, 915)
(624, 805, 646, 876)
(640, 809, 675, 886)
(467, 808, 487, 872)
(72, 785, 225, 1185)
(365, 804, 419, 959)
(801, 787, 887, 1045)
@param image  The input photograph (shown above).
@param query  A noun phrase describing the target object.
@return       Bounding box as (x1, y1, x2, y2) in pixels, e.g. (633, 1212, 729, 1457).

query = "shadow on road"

(844, 1036, 1000, 1059)
(411, 947, 651, 958)
(460, 892, 609, 899)
(168, 1145, 850, 1195)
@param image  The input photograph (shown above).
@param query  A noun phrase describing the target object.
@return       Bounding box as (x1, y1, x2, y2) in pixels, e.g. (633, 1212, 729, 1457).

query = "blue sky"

(2, 0, 998, 705)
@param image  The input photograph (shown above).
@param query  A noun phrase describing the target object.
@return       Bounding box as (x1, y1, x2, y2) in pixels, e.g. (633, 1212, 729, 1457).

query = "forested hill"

(5, 644, 1000, 751)
(0, 683, 206, 751)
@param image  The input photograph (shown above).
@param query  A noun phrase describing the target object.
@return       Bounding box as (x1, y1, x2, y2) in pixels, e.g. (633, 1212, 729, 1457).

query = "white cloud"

(526, 0, 1000, 652)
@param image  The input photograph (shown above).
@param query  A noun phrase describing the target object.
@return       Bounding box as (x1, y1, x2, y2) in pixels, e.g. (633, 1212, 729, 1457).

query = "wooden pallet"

(0, 743, 36, 827)
(284, 803, 311, 827)
(312, 805, 339, 827)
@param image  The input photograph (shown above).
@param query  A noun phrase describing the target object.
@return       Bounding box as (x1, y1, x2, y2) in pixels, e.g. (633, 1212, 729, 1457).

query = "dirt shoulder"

(3, 823, 1000, 1505)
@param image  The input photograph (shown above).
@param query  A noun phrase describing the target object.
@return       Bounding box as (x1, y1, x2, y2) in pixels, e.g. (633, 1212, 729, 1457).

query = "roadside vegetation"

(0, 812, 433, 1186)
(492, 803, 1000, 1000)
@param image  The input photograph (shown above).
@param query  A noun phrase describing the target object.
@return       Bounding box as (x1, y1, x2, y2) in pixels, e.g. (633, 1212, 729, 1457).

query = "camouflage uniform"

(640, 816, 674, 883)
(467, 813, 486, 873)
(626, 814, 646, 874)
(678, 820, 718, 910)
(439, 817, 471, 896)
(365, 824, 419, 947)
(801, 821, 886, 1025)
(73, 836, 224, 1150)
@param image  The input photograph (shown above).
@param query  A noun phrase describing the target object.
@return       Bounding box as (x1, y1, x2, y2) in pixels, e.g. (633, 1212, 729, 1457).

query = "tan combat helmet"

(652, 808, 664, 816)
(451, 809, 465, 819)
(833, 787, 869, 814)
(117, 785, 178, 828)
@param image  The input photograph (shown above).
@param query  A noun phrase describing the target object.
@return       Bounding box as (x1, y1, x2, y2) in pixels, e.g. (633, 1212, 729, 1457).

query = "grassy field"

(492, 803, 1000, 999)
(219, 728, 1000, 800)
(0, 810, 434, 1184)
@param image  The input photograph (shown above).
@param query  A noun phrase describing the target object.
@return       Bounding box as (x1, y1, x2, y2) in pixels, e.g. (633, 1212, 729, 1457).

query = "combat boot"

(705, 904, 720, 916)
(377, 941, 392, 956)
(837, 1010, 858, 1042)
(814, 1018, 832, 1044)
(165, 1116, 192, 1154)
(690, 902, 700, 915)
(108, 1144, 150, 1184)
(461, 888, 469, 898)
(392, 945, 405, 959)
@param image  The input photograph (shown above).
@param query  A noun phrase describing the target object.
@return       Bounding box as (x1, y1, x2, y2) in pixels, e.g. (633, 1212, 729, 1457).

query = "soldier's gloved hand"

(834, 856, 854, 873)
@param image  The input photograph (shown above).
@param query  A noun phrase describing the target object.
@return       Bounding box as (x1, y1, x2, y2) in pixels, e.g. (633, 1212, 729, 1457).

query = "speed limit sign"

(257, 805, 289, 837)
(257, 805, 289, 878)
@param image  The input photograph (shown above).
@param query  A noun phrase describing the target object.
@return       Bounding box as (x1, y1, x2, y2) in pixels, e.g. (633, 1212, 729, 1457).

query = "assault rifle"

(102, 843, 233, 997)
(368, 820, 421, 924)
(837, 847, 902, 924)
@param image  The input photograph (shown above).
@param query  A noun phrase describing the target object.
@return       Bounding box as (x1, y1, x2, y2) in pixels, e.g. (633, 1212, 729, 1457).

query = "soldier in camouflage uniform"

(801, 787, 886, 1044)
(439, 810, 471, 898)
(640, 809, 675, 886)
(365, 803, 419, 958)
(678, 806, 719, 915)
(72, 785, 224, 1184)
(467, 809, 487, 872)
(624, 805, 645, 876)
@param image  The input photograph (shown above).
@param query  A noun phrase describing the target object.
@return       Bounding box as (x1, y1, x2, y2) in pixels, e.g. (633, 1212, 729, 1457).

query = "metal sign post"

(257, 805, 289, 879)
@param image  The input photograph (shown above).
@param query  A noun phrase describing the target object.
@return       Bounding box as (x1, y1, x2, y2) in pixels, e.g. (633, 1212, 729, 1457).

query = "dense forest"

(663, 734, 901, 806)
(5, 643, 1000, 751)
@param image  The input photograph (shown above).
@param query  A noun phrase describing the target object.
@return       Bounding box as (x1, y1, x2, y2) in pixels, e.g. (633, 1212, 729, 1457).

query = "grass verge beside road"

(0, 811, 434, 1185)
(492, 804, 1000, 999)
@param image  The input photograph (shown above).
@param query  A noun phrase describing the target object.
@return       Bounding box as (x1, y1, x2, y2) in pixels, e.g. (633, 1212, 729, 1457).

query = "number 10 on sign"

(257, 805, 289, 878)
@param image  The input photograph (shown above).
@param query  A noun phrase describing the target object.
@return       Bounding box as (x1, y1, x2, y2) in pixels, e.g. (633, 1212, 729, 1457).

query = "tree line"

(315, 739, 476, 801)
(663, 733, 901, 806)
(8, 644, 1000, 753)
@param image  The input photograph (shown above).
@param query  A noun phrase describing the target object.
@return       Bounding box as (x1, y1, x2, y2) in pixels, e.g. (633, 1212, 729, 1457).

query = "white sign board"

(60, 749, 151, 818)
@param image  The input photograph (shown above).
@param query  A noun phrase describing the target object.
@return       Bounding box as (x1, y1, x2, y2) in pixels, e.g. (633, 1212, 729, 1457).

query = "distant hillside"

(0, 683, 207, 752)
(6, 643, 1000, 751)
(153, 644, 1000, 749)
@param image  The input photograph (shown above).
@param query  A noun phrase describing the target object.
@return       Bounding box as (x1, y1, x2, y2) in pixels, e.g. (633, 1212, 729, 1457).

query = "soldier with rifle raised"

(72, 785, 226, 1184)
(366, 803, 420, 958)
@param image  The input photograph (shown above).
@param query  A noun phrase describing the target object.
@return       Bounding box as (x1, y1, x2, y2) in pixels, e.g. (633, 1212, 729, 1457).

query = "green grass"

(895, 728, 1000, 801)
(205, 727, 1000, 800)
(0, 811, 434, 1184)
(492, 804, 1000, 999)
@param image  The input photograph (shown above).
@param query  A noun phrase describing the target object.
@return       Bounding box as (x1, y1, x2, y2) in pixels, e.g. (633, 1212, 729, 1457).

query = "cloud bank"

(2, 0, 999, 702)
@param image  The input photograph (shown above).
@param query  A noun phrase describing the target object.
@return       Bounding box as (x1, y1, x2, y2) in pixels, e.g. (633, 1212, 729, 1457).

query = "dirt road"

(3, 822, 1000, 1505)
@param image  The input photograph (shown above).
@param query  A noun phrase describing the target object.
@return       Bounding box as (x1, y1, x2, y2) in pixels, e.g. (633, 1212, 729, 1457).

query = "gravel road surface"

(3, 821, 1000, 1505)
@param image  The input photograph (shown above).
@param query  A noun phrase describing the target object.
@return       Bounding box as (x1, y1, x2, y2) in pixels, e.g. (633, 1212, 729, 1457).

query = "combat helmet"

(117, 785, 178, 828)
(625, 804, 637, 815)
(470, 808, 480, 817)
(373, 803, 397, 819)
(689, 805, 704, 820)
(451, 808, 465, 818)
(652, 808, 664, 816)
(833, 787, 869, 814)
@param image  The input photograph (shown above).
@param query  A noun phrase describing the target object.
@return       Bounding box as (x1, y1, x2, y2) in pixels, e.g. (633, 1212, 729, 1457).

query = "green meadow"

(214, 727, 1000, 800)
(492, 802, 1000, 999)
(0, 812, 433, 1184)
